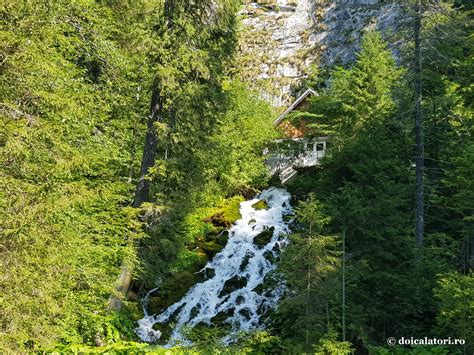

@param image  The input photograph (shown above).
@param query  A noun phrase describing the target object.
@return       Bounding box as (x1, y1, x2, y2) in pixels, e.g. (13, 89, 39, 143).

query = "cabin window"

(316, 143, 324, 151)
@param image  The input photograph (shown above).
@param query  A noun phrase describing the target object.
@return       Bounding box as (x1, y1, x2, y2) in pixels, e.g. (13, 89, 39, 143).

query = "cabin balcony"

(266, 137, 330, 183)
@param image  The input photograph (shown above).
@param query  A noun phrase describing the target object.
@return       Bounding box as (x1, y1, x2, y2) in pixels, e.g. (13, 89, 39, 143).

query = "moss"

(171, 248, 208, 274)
(221, 196, 245, 223)
(253, 227, 275, 248)
(251, 199, 268, 210)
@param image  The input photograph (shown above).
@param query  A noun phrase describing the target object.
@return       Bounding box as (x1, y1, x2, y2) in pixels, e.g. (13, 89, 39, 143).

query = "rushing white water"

(135, 187, 293, 345)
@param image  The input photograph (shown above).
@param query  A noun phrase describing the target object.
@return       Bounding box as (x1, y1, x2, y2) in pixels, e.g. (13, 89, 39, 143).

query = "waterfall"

(135, 187, 293, 345)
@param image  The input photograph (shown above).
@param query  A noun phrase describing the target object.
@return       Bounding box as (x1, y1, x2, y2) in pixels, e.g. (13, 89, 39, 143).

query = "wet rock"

(219, 276, 248, 297)
(205, 212, 230, 228)
(263, 250, 276, 263)
(203, 225, 224, 240)
(204, 267, 215, 279)
(257, 302, 268, 316)
(253, 226, 275, 248)
(239, 253, 253, 272)
(253, 283, 264, 295)
(194, 265, 216, 284)
(236, 186, 259, 199)
(189, 305, 200, 320)
(272, 242, 280, 253)
(236, 295, 245, 305)
(238, 308, 252, 321)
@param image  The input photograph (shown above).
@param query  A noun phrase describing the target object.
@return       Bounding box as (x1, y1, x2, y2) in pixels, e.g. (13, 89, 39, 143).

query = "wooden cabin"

(268, 88, 330, 183)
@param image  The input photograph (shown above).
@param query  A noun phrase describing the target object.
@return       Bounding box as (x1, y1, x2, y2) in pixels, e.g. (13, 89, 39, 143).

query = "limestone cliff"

(238, 0, 405, 106)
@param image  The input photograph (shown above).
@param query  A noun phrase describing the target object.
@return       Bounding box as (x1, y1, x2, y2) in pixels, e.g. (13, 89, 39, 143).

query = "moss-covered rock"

(194, 251, 209, 271)
(151, 323, 173, 343)
(251, 199, 268, 210)
(147, 271, 196, 315)
(200, 241, 225, 258)
(205, 196, 244, 228)
(215, 231, 229, 246)
(253, 227, 275, 248)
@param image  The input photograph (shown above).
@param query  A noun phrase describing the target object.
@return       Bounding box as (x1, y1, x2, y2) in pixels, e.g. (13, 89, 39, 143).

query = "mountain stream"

(135, 187, 292, 345)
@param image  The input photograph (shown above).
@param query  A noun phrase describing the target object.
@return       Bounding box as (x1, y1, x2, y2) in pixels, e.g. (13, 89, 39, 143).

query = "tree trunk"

(108, 85, 163, 311)
(414, 0, 424, 250)
(342, 228, 346, 342)
(133, 85, 162, 208)
(108, 264, 132, 311)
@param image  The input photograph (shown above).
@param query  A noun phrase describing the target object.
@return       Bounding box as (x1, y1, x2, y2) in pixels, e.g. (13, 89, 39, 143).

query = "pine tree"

(308, 32, 403, 142)
(274, 195, 343, 352)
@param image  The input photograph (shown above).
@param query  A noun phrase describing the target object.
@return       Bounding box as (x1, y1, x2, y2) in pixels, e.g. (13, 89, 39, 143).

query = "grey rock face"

(238, 0, 405, 106)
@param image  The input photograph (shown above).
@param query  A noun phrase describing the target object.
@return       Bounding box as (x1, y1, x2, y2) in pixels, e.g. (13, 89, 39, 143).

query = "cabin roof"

(273, 88, 317, 126)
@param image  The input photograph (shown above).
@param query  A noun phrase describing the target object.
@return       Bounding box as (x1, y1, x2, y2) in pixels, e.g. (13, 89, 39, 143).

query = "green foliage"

(274, 21, 472, 351)
(138, 80, 276, 288)
(0, 0, 154, 350)
(309, 31, 404, 140)
(238, 331, 284, 354)
(1, 0, 472, 353)
(371, 345, 456, 354)
(434, 272, 474, 350)
(314, 332, 353, 354)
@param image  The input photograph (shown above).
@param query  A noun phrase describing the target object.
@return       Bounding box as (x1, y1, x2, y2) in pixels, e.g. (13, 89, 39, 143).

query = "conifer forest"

(0, 0, 473, 353)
